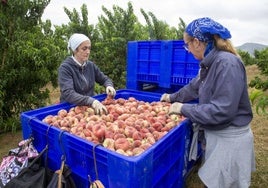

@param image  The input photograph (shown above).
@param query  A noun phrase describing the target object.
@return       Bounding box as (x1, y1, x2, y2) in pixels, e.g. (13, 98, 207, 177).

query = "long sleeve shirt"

(58, 56, 113, 106)
(170, 48, 253, 130)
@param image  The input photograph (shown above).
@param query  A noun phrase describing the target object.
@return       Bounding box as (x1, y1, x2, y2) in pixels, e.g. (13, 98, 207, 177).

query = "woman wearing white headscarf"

(160, 17, 255, 187)
(58, 33, 116, 115)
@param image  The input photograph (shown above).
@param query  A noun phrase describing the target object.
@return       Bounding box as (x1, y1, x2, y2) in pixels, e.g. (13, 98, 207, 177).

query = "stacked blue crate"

(126, 40, 166, 91)
(168, 41, 200, 86)
(126, 40, 200, 93)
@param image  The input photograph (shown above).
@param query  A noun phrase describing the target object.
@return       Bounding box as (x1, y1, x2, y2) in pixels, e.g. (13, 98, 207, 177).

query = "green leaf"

(249, 89, 263, 104)
(256, 95, 268, 115)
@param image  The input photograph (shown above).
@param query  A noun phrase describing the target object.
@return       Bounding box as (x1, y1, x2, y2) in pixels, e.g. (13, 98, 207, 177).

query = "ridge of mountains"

(236, 42, 267, 56)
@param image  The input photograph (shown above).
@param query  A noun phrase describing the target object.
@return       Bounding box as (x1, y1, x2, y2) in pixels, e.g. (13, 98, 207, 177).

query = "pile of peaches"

(42, 97, 185, 156)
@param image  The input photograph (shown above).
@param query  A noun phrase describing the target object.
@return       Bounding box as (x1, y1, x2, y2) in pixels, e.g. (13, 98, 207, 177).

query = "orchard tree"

(0, 0, 65, 132)
(60, 4, 96, 41)
(238, 50, 254, 66)
(248, 48, 268, 114)
(94, 2, 143, 89)
(140, 9, 185, 40)
(176, 17, 187, 40)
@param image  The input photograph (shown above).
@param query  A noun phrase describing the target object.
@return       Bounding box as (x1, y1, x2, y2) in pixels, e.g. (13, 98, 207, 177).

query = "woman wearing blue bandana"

(160, 17, 255, 187)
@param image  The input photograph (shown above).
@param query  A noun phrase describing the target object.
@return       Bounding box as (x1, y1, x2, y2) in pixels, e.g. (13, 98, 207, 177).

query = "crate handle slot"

(93, 143, 102, 180)
(58, 130, 68, 162)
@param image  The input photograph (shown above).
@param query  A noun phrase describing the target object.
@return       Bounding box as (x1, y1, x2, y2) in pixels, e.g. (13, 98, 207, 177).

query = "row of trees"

(0, 0, 267, 132)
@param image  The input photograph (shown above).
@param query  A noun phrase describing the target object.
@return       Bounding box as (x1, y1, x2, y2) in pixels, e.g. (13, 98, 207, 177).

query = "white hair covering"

(67, 33, 90, 52)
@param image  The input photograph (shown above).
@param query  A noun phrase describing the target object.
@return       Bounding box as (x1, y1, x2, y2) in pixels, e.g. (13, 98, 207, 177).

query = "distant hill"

(236, 43, 268, 56)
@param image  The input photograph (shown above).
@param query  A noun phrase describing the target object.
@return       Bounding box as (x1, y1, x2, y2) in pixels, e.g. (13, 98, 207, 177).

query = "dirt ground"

(0, 130, 22, 158)
(0, 65, 267, 187)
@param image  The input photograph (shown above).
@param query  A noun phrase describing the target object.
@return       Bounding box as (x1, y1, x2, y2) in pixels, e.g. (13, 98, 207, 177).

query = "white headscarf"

(67, 33, 90, 52)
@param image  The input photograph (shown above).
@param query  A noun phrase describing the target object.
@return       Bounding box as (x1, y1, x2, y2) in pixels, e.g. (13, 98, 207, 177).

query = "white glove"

(92, 100, 108, 115)
(106, 86, 116, 98)
(160, 93, 170, 102)
(168, 102, 183, 115)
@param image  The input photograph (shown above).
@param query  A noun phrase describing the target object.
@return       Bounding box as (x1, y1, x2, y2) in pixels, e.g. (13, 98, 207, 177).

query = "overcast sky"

(42, 0, 268, 46)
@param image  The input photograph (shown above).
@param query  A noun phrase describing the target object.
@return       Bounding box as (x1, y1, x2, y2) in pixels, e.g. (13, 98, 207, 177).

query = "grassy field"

(0, 65, 267, 187)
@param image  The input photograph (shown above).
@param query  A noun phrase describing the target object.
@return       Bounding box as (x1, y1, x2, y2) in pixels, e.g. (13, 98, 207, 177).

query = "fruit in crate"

(42, 97, 185, 156)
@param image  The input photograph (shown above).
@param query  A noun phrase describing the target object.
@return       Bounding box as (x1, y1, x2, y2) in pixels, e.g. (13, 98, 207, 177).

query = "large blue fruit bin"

(21, 89, 196, 188)
(126, 40, 199, 93)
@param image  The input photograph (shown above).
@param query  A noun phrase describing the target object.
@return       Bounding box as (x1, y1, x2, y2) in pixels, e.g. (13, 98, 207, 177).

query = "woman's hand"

(106, 86, 116, 98)
(92, 100, 108, 115)
(168, 102, 183, 115)
(160, 93, 170, 102)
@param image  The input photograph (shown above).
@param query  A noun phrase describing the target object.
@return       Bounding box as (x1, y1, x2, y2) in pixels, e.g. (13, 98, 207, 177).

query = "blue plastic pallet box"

(21, 89, 195, 188)
(126, 40, 200, 93)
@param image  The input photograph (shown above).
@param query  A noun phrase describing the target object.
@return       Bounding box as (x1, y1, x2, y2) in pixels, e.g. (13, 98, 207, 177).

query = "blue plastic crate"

(20, 89, 194, 188)
(127, 41, 166, 87)
(21, 114, 69, 172)
(63, 120, 188, 188)
(126, 40, 200, 91)
(169, 41, 199, 85)
(21, 102, 74, 140)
